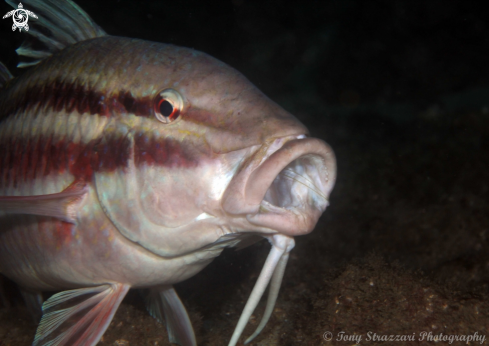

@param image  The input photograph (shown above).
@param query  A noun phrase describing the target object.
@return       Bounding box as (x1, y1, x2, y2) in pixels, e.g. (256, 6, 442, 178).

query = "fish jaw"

(222, 135, 336, 236)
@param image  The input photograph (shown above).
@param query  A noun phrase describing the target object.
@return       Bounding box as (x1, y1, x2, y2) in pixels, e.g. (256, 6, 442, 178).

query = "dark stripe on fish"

(1, 79, 153, 120)
(0, 133, 198, 187)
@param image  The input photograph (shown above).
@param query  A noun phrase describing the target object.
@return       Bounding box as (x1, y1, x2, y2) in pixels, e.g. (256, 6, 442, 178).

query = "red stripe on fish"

(134, 133, 197, 168)
(1, 79, 153, 119)
(0, 132, 198, 187)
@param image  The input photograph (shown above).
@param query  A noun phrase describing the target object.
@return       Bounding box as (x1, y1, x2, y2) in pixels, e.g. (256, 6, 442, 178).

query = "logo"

(3, 2, 37, 32)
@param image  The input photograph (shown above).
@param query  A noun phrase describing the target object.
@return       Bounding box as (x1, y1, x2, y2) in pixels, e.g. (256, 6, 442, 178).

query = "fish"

(0, 0, 336, 345)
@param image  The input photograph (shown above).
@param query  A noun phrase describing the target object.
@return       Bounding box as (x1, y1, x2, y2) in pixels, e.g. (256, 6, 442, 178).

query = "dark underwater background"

(1, 0, 489, 345)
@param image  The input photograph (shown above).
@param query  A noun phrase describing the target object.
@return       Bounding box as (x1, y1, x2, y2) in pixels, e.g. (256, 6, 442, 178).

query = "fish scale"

(1, 110, 95, 186)
(0, 0, 337, 345)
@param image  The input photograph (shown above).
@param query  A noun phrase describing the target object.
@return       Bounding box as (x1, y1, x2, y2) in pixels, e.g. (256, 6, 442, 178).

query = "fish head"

(93, 38, 335, 261)
(93, 38, 336, 260)
(143, 44, 337, 238)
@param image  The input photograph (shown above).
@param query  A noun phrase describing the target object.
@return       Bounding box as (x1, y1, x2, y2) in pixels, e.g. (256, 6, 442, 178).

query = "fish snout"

(222, 136, 336, 236)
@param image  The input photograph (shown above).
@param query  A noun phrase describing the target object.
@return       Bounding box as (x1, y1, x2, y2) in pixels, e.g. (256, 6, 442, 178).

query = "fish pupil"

(159, 100, 174, 118)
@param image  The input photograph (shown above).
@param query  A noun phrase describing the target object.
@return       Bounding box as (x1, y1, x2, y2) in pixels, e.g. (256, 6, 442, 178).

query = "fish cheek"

(138, 165, 206, 228)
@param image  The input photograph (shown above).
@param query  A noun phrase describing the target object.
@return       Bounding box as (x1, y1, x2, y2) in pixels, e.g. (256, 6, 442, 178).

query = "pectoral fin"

(34, 283, 130, 346)
(0, 181, 88, 223)
(146, 285, 197, 346)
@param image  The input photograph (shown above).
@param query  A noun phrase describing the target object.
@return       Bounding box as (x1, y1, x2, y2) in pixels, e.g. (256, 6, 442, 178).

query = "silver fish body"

(0, 1, 336, 345)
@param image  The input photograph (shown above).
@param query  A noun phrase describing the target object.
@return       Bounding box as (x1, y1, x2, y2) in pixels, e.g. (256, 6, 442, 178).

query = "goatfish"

(0, 0, 336, 345)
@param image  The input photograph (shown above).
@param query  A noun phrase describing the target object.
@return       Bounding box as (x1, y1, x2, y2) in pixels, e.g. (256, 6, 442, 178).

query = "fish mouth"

(223, 135, 336, 345)
(222, 135, 336, 236)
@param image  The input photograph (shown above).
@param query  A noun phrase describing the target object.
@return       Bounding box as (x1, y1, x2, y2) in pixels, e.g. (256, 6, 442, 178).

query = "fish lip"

(222, 135, 336, 236)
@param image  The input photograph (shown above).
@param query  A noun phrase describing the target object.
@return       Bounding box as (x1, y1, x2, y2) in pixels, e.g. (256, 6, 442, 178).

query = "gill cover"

(94, 132, 225, 258)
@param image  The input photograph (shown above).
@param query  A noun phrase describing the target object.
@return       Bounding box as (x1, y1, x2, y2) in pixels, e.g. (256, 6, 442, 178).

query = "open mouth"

(223, 135, 336, 236)
(263, 155, 328, 209)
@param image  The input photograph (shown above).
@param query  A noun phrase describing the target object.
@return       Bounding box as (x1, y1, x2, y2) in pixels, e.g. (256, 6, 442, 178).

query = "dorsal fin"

(5, 0, 107, 68)
(0, 62, 13, 88)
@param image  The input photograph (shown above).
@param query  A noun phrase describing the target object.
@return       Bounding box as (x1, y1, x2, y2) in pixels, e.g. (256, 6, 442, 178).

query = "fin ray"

(16, 46, 53, 59)
(34, 283, 129, 346)
(146, 285, 197, 346)
(5, 0, 106, 68)
(0, 181, 88, 223)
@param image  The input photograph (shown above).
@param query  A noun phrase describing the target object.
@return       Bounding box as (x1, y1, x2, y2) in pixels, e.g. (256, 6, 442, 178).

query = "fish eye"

(154, 89, 184, 124)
